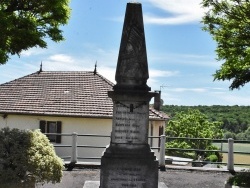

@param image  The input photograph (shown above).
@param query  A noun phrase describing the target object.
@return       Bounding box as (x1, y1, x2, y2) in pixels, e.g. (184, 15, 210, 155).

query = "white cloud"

(42, 44, 118, 72)
(210, 92, 250, 105)
(48, 54, 75, 64)
(40, 51, 179, 87)
(109, 0, 205, 25)
(169, 87, 207, 93)
(145, 0, 204, 25)
(166, 87, 229, 94)
(97, 66, 116, 83)
(149, 52, 220, 68)
(149, 69, 179, 78)
(20, 47, 47, 57)
(43, 54, 94, 71)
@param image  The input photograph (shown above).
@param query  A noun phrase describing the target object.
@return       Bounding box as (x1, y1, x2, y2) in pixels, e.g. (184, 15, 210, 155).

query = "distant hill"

(161, 105, 250, 139)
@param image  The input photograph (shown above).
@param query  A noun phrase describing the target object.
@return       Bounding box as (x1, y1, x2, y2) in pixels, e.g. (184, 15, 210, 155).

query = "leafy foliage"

(165, 109, 223, 158)
(0, 0, 71, 64)
(228, 169, 250, 186)
(162, 105, 250, 140)
(201, 0, 250, 89)
(0, 128, 64, 185)
(0, 128, 30, 183)
(27, 129, 64, 184)
(205, 154, 218, 162)
(165, 141, 194, 159)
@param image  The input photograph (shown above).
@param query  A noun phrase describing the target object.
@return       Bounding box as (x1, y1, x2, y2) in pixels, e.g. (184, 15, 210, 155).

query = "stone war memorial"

(83, 2, 167, 188)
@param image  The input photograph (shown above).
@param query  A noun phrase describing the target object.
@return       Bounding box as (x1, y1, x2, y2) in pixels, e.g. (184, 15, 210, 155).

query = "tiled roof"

(0, 71, 168, 120)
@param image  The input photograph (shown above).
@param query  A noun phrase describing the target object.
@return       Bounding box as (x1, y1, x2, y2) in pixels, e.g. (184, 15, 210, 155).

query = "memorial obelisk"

(99, 3, 159, 188)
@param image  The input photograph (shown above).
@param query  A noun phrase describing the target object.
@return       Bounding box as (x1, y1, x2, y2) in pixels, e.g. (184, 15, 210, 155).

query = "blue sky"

(1, 0, 250, 106)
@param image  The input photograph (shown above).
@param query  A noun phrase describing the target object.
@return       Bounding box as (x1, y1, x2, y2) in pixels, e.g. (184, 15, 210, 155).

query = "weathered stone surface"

(83, 181, 168, 188)
(98, 2, 166, 188)
(108, 92, 153, 145)
(100, 154, 158, 188)
(100, 92, 158, 188)
(115, 3, 150, 91)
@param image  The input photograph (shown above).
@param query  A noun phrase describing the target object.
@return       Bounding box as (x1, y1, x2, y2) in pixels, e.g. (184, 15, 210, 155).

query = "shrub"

(205, 154, 218, 162)
(0, 128, 31, 183)
(28, 129, 64, 184)
(166, 141, 196, 159)
(0, 127, 64, 185)
(227, 169, 250, 186)
(205, 145, 223, 162)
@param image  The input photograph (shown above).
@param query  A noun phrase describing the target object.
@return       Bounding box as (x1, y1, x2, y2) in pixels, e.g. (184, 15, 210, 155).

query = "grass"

(214, 143, 250, 152)
(213, 143, 250, 166)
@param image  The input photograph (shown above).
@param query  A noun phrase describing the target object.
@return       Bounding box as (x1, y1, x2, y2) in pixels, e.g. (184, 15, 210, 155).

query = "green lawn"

(213, 143, 250, 152)
(213, 143, 250, 166)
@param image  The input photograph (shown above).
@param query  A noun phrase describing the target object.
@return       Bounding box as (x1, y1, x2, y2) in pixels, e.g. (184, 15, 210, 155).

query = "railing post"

(227, 138, 234, 172)
(71, 132, 78, 164)
(159, 135, 166, 171)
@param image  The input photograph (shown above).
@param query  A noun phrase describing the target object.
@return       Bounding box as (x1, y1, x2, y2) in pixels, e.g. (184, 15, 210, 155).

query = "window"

(40, 120, 62, 143)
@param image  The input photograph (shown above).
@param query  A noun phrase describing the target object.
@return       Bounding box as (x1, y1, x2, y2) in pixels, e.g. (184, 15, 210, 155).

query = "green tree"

(162, 105, 250, 136)
(166, 109, 223, 158)
(236, 132, 247, 140)
(245, 127, 250, 140)
(224, 131, 236, 139)
(201, 0, 250, 89)
(0, 0, 71, 64)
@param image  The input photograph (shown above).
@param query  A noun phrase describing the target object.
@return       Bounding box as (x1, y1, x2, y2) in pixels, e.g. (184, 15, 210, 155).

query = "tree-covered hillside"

(162, 105, 250, 140)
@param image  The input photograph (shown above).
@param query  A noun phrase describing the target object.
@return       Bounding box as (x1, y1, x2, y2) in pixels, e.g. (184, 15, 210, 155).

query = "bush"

(0, 128, 64, 185)
(0, 128, 31, 183)
(205, 145, 223, 162)
(166, 141, 196, 159)
(205, 154, 218, 162)
(227, 169, 250, 186)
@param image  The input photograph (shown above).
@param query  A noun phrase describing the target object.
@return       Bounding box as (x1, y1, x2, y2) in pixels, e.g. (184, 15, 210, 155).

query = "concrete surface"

(37, 167, 232, 188)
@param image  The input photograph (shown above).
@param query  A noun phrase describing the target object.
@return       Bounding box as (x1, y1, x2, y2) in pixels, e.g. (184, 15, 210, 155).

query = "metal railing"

(45, 133, 250, 171)
(165, 136, 250, 171)
(45, 133, 165, 170)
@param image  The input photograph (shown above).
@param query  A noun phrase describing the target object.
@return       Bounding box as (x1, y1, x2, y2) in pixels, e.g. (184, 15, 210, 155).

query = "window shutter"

(56, 121, 62, 143)
(40, 120, 46, 133)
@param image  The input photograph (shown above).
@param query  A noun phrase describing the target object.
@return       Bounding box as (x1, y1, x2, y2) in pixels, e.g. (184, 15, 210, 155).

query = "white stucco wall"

(0, 114, 165, 163)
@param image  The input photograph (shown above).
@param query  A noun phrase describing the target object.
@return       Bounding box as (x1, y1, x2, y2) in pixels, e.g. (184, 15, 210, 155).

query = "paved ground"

(37, 167, 232, 188)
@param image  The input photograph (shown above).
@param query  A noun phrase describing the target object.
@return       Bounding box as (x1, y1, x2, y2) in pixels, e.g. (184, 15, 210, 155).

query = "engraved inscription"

(108, 166, 146, 188)
(112, 102, 148, 144)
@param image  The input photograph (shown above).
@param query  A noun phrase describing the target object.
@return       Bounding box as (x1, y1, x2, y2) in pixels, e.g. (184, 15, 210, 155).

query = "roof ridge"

(149, 107, 169, 120)
(1, 71, 40, 85)
(35, 70, 91, 73)
(95, 72, 114, 87)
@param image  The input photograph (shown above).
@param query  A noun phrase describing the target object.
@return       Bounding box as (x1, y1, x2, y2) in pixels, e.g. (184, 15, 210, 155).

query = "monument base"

(83, 181, 168, 188)
(99, 144, 159, 188)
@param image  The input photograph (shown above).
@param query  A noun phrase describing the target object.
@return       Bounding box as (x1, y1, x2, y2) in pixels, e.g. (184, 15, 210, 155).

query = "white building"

(0, 70, 168, 162)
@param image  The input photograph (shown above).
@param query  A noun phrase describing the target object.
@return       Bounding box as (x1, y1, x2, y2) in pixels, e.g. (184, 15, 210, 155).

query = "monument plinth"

(100, 91, 158, 188)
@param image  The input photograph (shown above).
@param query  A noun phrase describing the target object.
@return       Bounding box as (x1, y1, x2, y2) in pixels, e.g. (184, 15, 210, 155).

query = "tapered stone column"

(99, 3, 163, 188)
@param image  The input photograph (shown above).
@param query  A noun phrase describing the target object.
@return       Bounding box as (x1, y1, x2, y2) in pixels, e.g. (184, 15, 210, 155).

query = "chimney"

(154, 90, 161, 111)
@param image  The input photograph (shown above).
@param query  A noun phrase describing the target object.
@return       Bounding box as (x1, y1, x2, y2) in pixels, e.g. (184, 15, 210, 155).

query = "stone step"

(83, 181, 168, 188)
